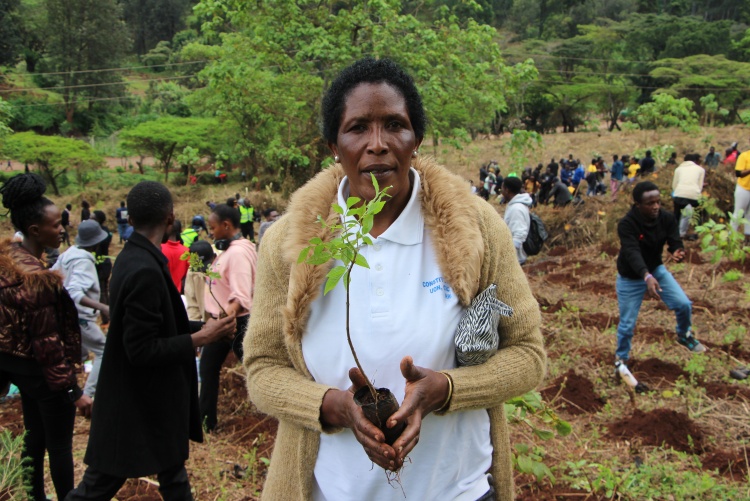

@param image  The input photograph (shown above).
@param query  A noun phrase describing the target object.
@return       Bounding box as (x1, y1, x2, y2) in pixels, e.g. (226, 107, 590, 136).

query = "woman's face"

(208, 212, 233, 241)
(29, 204, 64, 249)
(330, 82, 422, 202)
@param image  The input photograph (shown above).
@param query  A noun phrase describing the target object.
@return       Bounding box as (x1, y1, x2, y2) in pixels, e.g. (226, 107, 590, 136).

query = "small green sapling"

(181, 250, 227, 317)
(297, 173, 392, 403)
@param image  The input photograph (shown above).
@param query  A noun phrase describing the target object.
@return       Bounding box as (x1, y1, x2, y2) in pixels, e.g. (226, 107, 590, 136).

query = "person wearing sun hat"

(52, 220, 112, 398)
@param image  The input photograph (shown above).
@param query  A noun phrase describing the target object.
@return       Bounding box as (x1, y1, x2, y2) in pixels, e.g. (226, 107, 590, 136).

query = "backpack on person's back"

(522, 212, 548, 256)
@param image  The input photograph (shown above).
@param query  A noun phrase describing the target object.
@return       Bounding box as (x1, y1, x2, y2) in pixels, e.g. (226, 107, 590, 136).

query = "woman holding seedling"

(243, 58, 545, 500)
(199, 203, 257, 431)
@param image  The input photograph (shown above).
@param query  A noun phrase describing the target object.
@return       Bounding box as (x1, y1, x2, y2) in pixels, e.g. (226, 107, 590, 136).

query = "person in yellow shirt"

(627, 156, 640, 182)
(732, 147, 750, 239)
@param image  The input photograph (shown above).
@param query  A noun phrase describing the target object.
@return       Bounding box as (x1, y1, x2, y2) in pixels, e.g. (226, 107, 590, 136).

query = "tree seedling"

(181, 250, 227, 317)
(297, 174, 404, 444)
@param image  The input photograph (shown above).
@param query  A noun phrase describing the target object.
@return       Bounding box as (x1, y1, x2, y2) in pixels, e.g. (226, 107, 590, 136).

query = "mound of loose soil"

(683, 248, 704, 264)
(703, 381, 750, 401)
(547, 246, 568, 257)
(541, 370, 605, 415)
(539, 298, 568, 314)
(545, 272, 576, 285)
(115, 479, 161, 500)
(579, 312, 618, 331)
(600, 242, 619, 257)
(607, 409, 706, 453)
(701, 449, 749, 480)
(637, 326, 668, 342)
(630, 358, 687, 387)
(0, 398, 24, 436)
(575, 281, 616, 298)
(516, 483, 606, 500)
(703, 341, 750, 363)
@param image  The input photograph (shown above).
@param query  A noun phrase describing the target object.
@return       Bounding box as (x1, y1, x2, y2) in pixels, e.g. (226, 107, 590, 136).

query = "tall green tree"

(121, 0, 192, 55)
(119, 116, 222, 182)
(43, 0, 130, 125)
(185, 0, 522, 189)
(2, 132, 104, 195)
(0, 0, 23, 67)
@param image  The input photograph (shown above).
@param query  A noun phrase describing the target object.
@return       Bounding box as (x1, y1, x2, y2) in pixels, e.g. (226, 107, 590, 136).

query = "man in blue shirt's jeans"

(614, 181, 706, 388)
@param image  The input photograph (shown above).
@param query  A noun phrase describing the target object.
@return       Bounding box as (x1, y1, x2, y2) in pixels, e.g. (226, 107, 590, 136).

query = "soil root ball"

(353, 387, 405, 446)
(541, 369, 605, 415)
(607, 409, 706, 453)
(630, 358, 687, 386)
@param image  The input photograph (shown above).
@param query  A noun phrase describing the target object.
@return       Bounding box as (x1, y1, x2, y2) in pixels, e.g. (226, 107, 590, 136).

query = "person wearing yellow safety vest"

(181, 216, 205, 247)
(239, 199, 255, 241)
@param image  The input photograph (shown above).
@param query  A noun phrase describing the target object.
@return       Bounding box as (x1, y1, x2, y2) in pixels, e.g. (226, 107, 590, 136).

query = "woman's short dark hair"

(0, 173, 54, 234)
(212, 203, 240, 228)
(93, 210, 106, 224)
(127, 181, 173, 228)
(81, 200, 90, 209)
(321, 57, 426, 144)
(633, 181, 660, 203)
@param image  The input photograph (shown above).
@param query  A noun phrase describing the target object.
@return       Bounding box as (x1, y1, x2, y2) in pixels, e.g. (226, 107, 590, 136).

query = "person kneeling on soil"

(614, 181, 706, 389)
(66, 181, 236, 501)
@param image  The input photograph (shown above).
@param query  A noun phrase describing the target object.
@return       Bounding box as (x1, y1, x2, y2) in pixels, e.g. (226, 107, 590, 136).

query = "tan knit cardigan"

(243, 157, 546, 500)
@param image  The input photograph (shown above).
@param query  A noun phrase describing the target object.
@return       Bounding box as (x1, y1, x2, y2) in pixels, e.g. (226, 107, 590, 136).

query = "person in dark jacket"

(66, 181, 236, 501)
(614, 182, 706, 379)
(0, 173, 92, 501)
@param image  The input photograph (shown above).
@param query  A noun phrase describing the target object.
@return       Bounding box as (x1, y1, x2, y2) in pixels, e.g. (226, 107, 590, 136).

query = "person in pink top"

(200, 204, 257, 431)
(160, 220, 189, 293)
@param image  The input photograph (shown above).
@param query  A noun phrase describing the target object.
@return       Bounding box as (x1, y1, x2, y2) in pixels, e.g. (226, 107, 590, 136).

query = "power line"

(2, 74, 198, 94)
(6, 60, 207, 78)
(533, 78, 750, 92)
(11, 95, 140, 108)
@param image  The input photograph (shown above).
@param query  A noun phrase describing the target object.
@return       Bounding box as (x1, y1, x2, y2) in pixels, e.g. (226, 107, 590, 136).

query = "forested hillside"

(1, 0, 749, 192)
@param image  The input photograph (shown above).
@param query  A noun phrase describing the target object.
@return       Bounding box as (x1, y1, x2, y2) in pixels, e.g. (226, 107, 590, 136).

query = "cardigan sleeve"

(439, 203, 546, 413)
(243, 220, 340, 434)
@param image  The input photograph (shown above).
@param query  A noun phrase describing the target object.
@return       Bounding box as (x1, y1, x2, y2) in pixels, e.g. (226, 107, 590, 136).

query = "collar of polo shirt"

(337, 167, 423, 246)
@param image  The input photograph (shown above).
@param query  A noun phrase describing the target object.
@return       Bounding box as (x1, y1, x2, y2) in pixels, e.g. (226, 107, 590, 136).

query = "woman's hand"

(75, 394, 93, 418)
(320, 369, 398, 470)
(386, 356, 450, 468)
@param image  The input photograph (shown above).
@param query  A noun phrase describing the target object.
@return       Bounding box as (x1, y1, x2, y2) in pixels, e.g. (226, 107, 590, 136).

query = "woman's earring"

(412, 150, 418, 157)
(334, 155, 340, 163)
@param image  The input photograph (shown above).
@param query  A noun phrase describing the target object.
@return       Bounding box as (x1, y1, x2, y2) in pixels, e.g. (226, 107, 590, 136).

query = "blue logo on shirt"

(422, 276, 452, 299)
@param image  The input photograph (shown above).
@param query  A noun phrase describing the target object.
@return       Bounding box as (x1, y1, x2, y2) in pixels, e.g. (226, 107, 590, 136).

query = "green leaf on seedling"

(371, 172, 380, 192)
(332, 204, 344, 215)
(517, 454, 533, 473)
(324, 266, 346, 294)
(346, 197, 361, 209)
(362, 236, 373, 246)
(354, 253, 369, 268)
(361, 215, 374, 235)
(555, 420, 572, 436)
(297, 248, 309, 263)
(533, 429, 554, 441)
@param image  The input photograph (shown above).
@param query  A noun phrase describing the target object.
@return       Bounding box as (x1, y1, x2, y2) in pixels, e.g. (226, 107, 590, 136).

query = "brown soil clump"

(115, 478, 161, 500)
(579, 312, 618, 331)
(600, 242, 619, 257)
(630, 358, 687, 387)
(526, 261, 558, 274)
(0, 398, 24, 436)
(703, 341, 750, 363)
(545, 272, 575, 285)
(516, 483, 606, 500)
(701, 449, 749, 481)
(637, 326, 668, 342)
(540, 299, 567, 314)
(575, 281, 616, 298)
(541, 370, 605, 415)
(703, 381, 750, 401)
(548, 246, 568, 257)
(683, 248, 704, 264)
(607, 409, 706, 453)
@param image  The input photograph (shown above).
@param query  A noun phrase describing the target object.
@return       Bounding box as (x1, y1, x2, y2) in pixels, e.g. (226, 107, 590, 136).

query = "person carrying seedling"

(67, 181, 236, 501)
(199, 203, 257, 432)
(52, 220, 111, 399)
(242, 58, 545, 501)
(614, 181, 706, 391)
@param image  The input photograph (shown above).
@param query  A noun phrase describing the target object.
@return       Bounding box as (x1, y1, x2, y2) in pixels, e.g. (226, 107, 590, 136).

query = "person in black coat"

(66, 181, 235, 501)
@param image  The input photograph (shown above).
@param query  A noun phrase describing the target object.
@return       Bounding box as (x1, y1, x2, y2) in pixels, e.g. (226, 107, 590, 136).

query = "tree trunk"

(40, 162, 61, 196)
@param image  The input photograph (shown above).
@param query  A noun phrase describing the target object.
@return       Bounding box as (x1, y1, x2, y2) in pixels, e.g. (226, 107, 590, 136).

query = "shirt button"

(375, 264, 383, 271)
(376, 288, 384, 296)
(373, 244, 382, 251)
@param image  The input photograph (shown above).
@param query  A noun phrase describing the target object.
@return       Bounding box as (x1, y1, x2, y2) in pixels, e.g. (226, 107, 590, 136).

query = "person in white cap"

(53, 220, 111, 398)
